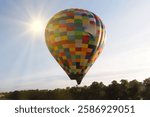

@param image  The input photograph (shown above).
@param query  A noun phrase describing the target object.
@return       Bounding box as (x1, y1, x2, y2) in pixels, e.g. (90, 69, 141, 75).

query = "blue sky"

(0, 0, 150, 91)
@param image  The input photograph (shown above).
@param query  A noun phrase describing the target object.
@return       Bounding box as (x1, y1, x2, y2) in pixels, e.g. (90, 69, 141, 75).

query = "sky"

(0, 0, 150, 92)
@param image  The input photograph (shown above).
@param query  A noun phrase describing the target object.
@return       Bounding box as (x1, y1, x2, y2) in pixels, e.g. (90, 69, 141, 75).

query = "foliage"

(0, 78, 150, 100)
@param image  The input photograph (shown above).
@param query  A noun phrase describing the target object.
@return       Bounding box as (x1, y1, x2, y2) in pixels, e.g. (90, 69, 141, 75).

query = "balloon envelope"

(45, 8, 106, 84)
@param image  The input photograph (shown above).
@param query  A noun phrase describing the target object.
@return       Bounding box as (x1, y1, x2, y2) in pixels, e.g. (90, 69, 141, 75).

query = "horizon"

(0, 77, 149, 93)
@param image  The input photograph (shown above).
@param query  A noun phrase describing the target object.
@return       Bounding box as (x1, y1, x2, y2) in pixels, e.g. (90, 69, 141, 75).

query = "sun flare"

(25, 17, 46, 38)
(29, 20, 44, 33)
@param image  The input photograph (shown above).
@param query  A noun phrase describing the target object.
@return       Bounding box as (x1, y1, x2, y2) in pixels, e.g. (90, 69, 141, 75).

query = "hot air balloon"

(45, 8, 106, 84)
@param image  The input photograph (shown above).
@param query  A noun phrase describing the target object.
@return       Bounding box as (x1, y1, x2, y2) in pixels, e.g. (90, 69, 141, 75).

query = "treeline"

(0, 78, 150, 100)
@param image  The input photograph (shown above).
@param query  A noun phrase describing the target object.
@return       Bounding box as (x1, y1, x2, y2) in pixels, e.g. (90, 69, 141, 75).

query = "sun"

(29, 19, 44, 33)
(24, 16, 46, 38)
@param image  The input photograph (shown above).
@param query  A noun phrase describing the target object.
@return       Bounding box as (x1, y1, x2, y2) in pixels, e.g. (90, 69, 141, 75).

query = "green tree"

(128, 80, 143, 99)
(119, 80, 129, 99)
(106, 80, 121, 99)
(142, 78, 150, 99)
(88, 82, 106, 100)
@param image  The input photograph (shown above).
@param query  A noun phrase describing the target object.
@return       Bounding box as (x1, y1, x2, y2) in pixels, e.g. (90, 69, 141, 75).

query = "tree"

(106, 80, 121, 99)
(119, 80, 129, 99)
(128, 80, 143, 99)
(142, 78, 150, 99)
(87, 82, 106, 100)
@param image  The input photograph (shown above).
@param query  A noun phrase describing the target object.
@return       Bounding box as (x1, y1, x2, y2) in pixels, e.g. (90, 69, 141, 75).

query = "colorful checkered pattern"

(45, 8, 106, 84)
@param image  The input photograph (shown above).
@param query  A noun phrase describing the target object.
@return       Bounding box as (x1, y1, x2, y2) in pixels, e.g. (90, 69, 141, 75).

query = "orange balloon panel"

(45, 8, 106, 84)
